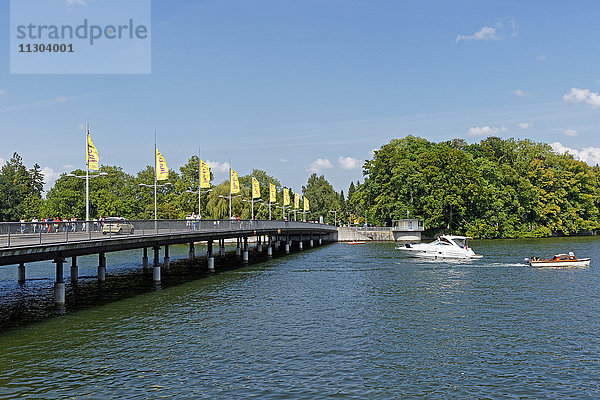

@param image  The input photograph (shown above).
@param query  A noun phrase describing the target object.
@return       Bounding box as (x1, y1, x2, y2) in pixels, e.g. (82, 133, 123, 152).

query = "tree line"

(2, 135, 599, 238)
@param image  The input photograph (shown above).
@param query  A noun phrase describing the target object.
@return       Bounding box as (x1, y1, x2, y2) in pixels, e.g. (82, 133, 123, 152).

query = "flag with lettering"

(155, 147, 169, 180)
(294, 193, 300, 209)
(252, 177, 261, 199)
(283, 188, 290, 206)
(87, 132, 99, 171)
(269, 183, 277, 203)
(200, 159, 211, 188)
(304, 197, 310, 212)
(230, 169, 240, 194)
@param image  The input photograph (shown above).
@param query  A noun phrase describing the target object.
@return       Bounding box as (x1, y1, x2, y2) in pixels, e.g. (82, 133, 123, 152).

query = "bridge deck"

(0, 219, 337, 266)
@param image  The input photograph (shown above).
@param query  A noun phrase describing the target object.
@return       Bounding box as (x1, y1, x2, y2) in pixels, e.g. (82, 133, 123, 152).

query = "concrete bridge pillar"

(310, 239, 314, 248)
(219, 239, 225, 256)
(267, 235, 273, 257)
(164, 245, 170, 273)
(285, 236, 290, 254)
(257, 235, 262, 253)
(98, 252, 106, 283)
(153, 247, 161, 282)
(207, 240, 215, 272)
(274, 237, 280, 251)
(243, 237, 249, 262)
(236, 237, 241, 257)
(142, 247, 149, 270)
(319, 235, 322, 245)
(189, 242, 195, 259)
(71, 256, 78, 283)
(18, 262, 26, 284)
(299, 236, 303, 250)
(54, 258, 65, 306)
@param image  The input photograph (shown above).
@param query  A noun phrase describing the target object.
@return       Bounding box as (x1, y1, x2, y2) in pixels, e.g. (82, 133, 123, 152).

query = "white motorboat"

(525, 253, 591, 268)
(395, 235, 483, 260)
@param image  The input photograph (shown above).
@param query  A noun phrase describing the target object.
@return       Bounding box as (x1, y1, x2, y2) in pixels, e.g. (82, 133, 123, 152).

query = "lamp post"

(65, 171, 108, 226)
(329, 210, 337, 226)
(243, 198, 263, 220)
(186, 188, 213, 218)
(219, 194, 241, 219)
(139, 182, 172, 221)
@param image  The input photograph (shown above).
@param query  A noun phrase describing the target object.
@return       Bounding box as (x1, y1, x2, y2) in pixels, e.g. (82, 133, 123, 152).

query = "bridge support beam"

(54, 258, 65, 306)
(236, 237, 241, 257)
(98, 253, 106, 283)
(18, 262, 26, 284)
(207, 240, 215, 272)
(219, 239, 225, 256)
(71, 256, 78, 283)
(142, 248, 148, 270)
(189, 242, 195, 259)
(243, 237, 249, 262)
(153, 247, 161, 282)
(164, 245, 170, 273)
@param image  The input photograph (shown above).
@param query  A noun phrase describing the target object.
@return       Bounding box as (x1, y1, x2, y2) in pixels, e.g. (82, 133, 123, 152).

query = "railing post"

(7, 229, 10, 248)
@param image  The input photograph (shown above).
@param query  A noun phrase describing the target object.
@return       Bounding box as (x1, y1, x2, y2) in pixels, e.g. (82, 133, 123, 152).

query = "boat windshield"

(450, 237, 467, 249)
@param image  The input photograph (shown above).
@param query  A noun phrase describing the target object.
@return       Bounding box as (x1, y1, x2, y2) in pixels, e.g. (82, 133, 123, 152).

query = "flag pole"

(228, 165, 232, 219)
(85, 117, 90, 226)
(198, 146, 201, 219)
(154, 131, 158, 224)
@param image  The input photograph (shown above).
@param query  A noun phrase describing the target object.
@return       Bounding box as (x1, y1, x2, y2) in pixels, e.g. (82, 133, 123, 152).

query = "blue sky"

(1, 0, 600, 193)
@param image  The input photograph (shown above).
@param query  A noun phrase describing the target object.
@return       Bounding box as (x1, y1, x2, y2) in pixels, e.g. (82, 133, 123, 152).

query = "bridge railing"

(0, 219, 331, 249)
(0, 219, 334, 248)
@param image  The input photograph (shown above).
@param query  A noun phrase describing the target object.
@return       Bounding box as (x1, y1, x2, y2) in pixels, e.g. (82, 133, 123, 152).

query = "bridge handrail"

(0, 219, 335, 249)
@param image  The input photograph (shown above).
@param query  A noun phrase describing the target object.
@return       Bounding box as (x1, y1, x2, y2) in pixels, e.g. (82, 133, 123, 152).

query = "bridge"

(0, 219, 338, 305)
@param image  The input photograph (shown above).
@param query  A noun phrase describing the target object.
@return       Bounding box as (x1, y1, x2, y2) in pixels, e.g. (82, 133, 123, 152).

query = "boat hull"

(529, 258, 591, 268)
(396, 248, 482, 260)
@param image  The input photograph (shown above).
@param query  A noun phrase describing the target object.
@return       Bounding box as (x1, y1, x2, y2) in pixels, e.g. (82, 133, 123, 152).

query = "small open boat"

(347, 241, 366, 245)
(525, 253, 591, 268)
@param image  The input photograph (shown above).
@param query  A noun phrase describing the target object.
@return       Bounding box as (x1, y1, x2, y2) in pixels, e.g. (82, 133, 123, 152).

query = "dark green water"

(1, 237, 600, 398)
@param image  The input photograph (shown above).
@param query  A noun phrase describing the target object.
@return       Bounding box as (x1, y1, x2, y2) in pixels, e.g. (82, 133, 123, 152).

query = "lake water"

(1, 237, 599, 398)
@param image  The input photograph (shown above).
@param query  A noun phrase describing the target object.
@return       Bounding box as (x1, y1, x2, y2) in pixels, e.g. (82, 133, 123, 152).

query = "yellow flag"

(200, 160, 211, 189)
(230, 169, 240, 194)
(304, 197, 309, 212)
(86, 132, 99, 171)
(294, 193, 300, 209)
(269, 183, 276, 203)
(283, 188, 290, 206)
(252, 177, 261, 199)
(155, 147, 169, 181)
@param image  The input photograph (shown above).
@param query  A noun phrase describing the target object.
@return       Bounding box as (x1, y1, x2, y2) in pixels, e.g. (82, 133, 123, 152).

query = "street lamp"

(329, 210, 337, 226)
(65, 171, 108, 225)
(219, 194, 241, 219)
(139, 182, 172, 221)
(186, 188, 213, 218)
(243, 198, 263, 220)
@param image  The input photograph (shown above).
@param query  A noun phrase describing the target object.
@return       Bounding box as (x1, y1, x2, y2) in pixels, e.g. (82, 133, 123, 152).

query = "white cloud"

(512, 89, 531, 97)
(41, 167, 61, 188)
(338, 156, 362, 170)
(67, 0, 87, 5)
(456, 26, 498, 42)
(562, 88, 600, 109)
(308, 158, 333, 173)
(551, 142, 600, 166)
(205, 160, 230, 173)
(279, 158, 288, 163)
(456, 18, 517, 43)
(517, 122, 532, 130)
(563, 129, 577, 137)
(467, 125, 508, 136)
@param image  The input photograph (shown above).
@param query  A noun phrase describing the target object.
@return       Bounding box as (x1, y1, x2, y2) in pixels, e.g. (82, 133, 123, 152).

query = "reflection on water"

(1, 237, 599, 398)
